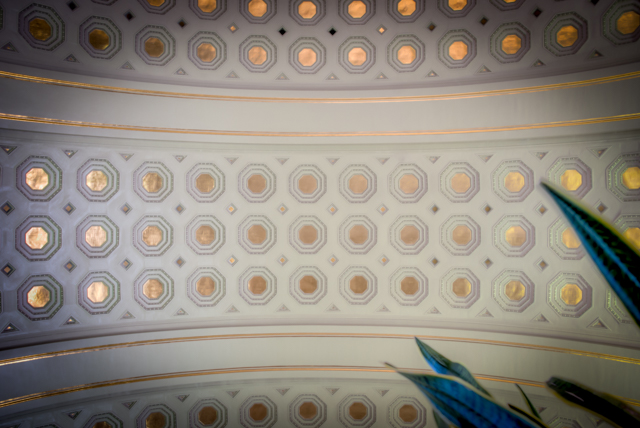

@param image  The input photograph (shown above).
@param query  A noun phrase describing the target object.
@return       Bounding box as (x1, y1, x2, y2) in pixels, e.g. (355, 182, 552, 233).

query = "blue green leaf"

(541, 182, 640, 327)
(547, 376, 640, 428)
(433, 409, 455, 428)
(515, 384, 541, 420)
(415, 337, 492, 397)
(388, 365, 540, 428)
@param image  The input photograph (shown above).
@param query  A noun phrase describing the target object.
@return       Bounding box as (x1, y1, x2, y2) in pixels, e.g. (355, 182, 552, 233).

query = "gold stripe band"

(1, 112, 639, 137)
(2, 332, 638, 367)
(1, 70, 639, 104)
(1, 365, 638, 409)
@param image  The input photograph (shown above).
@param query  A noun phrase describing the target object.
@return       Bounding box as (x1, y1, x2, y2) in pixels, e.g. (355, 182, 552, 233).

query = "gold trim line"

(0, 365, 638, 409)
(1, 70, 639, 104)
(1, 112, 639, 137)
(2, 332, 639, 367)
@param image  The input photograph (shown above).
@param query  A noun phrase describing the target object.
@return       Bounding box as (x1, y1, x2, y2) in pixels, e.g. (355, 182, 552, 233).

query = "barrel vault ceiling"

(0, 0, 638, 88)
(1, 1, 640, 428)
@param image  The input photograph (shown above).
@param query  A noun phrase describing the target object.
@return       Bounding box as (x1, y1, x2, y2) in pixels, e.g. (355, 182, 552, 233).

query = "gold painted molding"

(2, 332, 639, 368)
(0, 70, 639, 103)
(1, 112, 639, 137)
(1, 364, 638, 409)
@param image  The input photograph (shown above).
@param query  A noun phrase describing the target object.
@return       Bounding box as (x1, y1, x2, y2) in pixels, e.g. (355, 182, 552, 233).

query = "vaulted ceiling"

(1, 1, 640, 428)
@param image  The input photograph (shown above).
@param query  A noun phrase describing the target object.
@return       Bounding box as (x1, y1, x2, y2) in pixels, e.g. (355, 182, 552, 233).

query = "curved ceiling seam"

(1, 70, 639, 103)
(1, 365, 638, 410)
(2, 333, 639, 368)
(1, 112, 639, 137)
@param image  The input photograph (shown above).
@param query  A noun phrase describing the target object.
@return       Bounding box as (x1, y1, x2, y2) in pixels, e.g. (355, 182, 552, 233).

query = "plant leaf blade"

(541, 182, 640, 327)
(546, 377, 640, 428)
(389, 366, 539, 428)
(415, 337, 492, 397)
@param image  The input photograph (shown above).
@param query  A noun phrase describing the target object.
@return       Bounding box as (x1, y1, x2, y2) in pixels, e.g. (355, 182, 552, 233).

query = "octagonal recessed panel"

(388, 164, 428, 203)
(289, 216, 327, 254)
(188, 32, 227, 70)
(339, 215, 377, 255)
(548, 157, 592, 199)
(339, 266, 377, 305)
(338, 0, 375, 24)
(290, 0, 326, 26)
(240, 395, 278, 428)
(339, 164, 377, 203)
(544, 12, 588, 56)
(547, 273, 592, 318)
(549, 218, 586, 261)
(440, 215, 481, 256)
(137, 0, 176, 14)
(489, 0, 525, 10)
(607, 289, 633, 324)
(240, 0, 277, 23)
(239, 164, 277, 202)
(493, 215, 535, 257)
(76, 215, 119, 258)
(289, 394, 327, 428)
(133, 215, 173, 257)
(78, 271, 121, 315)
(136, 404, 176, 428)
(607, 153, 640, 202)
(239, 267, 277, 305)
(17, 156, 62, 202)
(289, 37, 326, 74)
(82, 413, 123, 428)
(135, 25, 175, 66)
(440, 162, 480, 202)
(388, 0, 424, 23)
(388, 396, 427, 428)
(438, 29, 477, 68)
(239, 215, 277, 254)
(19, 4, 65, 51)
(133, 161, 174, 202)
(604, 0, 640, 44)
(186, 215, 225, 255)
(79, 16, 121, 59)
(134, 269, 174, 311)
(289, 164, 327, 202)
(17, 275, 64, 321)
(188, 398, 228, 428)
(490, 22, 531, 63)
(492, 270, 534, 313)
(338, 395, 376, 428)
(390, 267, 428, 306)
(492, 160, 534, 202)
(390, 216, 428, 255)
(338, 37, 376, 74)
(16, 216, 62, 261)
(187, 267, 226, 308)
(77, 159, 119, 202)
(438, 0, 475, 17)
(387, 35, 425, 73)
(186, 162, 225, 202)
(189, 0, 227, 20)
(441, 268, 480, 309)
(289, 266, 328, 305)
(240, 35, 277, 72)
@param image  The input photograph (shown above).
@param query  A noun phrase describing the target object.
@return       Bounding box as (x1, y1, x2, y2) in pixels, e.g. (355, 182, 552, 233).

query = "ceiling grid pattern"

(0, 0, 637, 88)
(1, 138, 639, 345)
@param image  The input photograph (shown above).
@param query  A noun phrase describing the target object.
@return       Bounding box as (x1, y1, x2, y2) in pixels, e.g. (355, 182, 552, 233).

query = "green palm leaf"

(547, 376, 640, 428)
(541, 182, 640, 327)
(415, 337, 492, 397)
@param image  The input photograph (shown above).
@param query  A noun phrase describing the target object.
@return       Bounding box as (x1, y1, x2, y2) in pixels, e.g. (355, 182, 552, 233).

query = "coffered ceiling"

(0, 0, 639, 89)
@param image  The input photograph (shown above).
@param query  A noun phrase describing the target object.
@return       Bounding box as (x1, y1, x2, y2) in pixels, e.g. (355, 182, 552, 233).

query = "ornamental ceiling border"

(0, 69, 638, 103)
(1, 112, 639, 137)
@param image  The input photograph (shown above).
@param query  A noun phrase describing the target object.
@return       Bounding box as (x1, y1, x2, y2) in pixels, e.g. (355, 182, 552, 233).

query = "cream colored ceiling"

(1, 1, 640, 427)
(0, 0, 639, 89)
